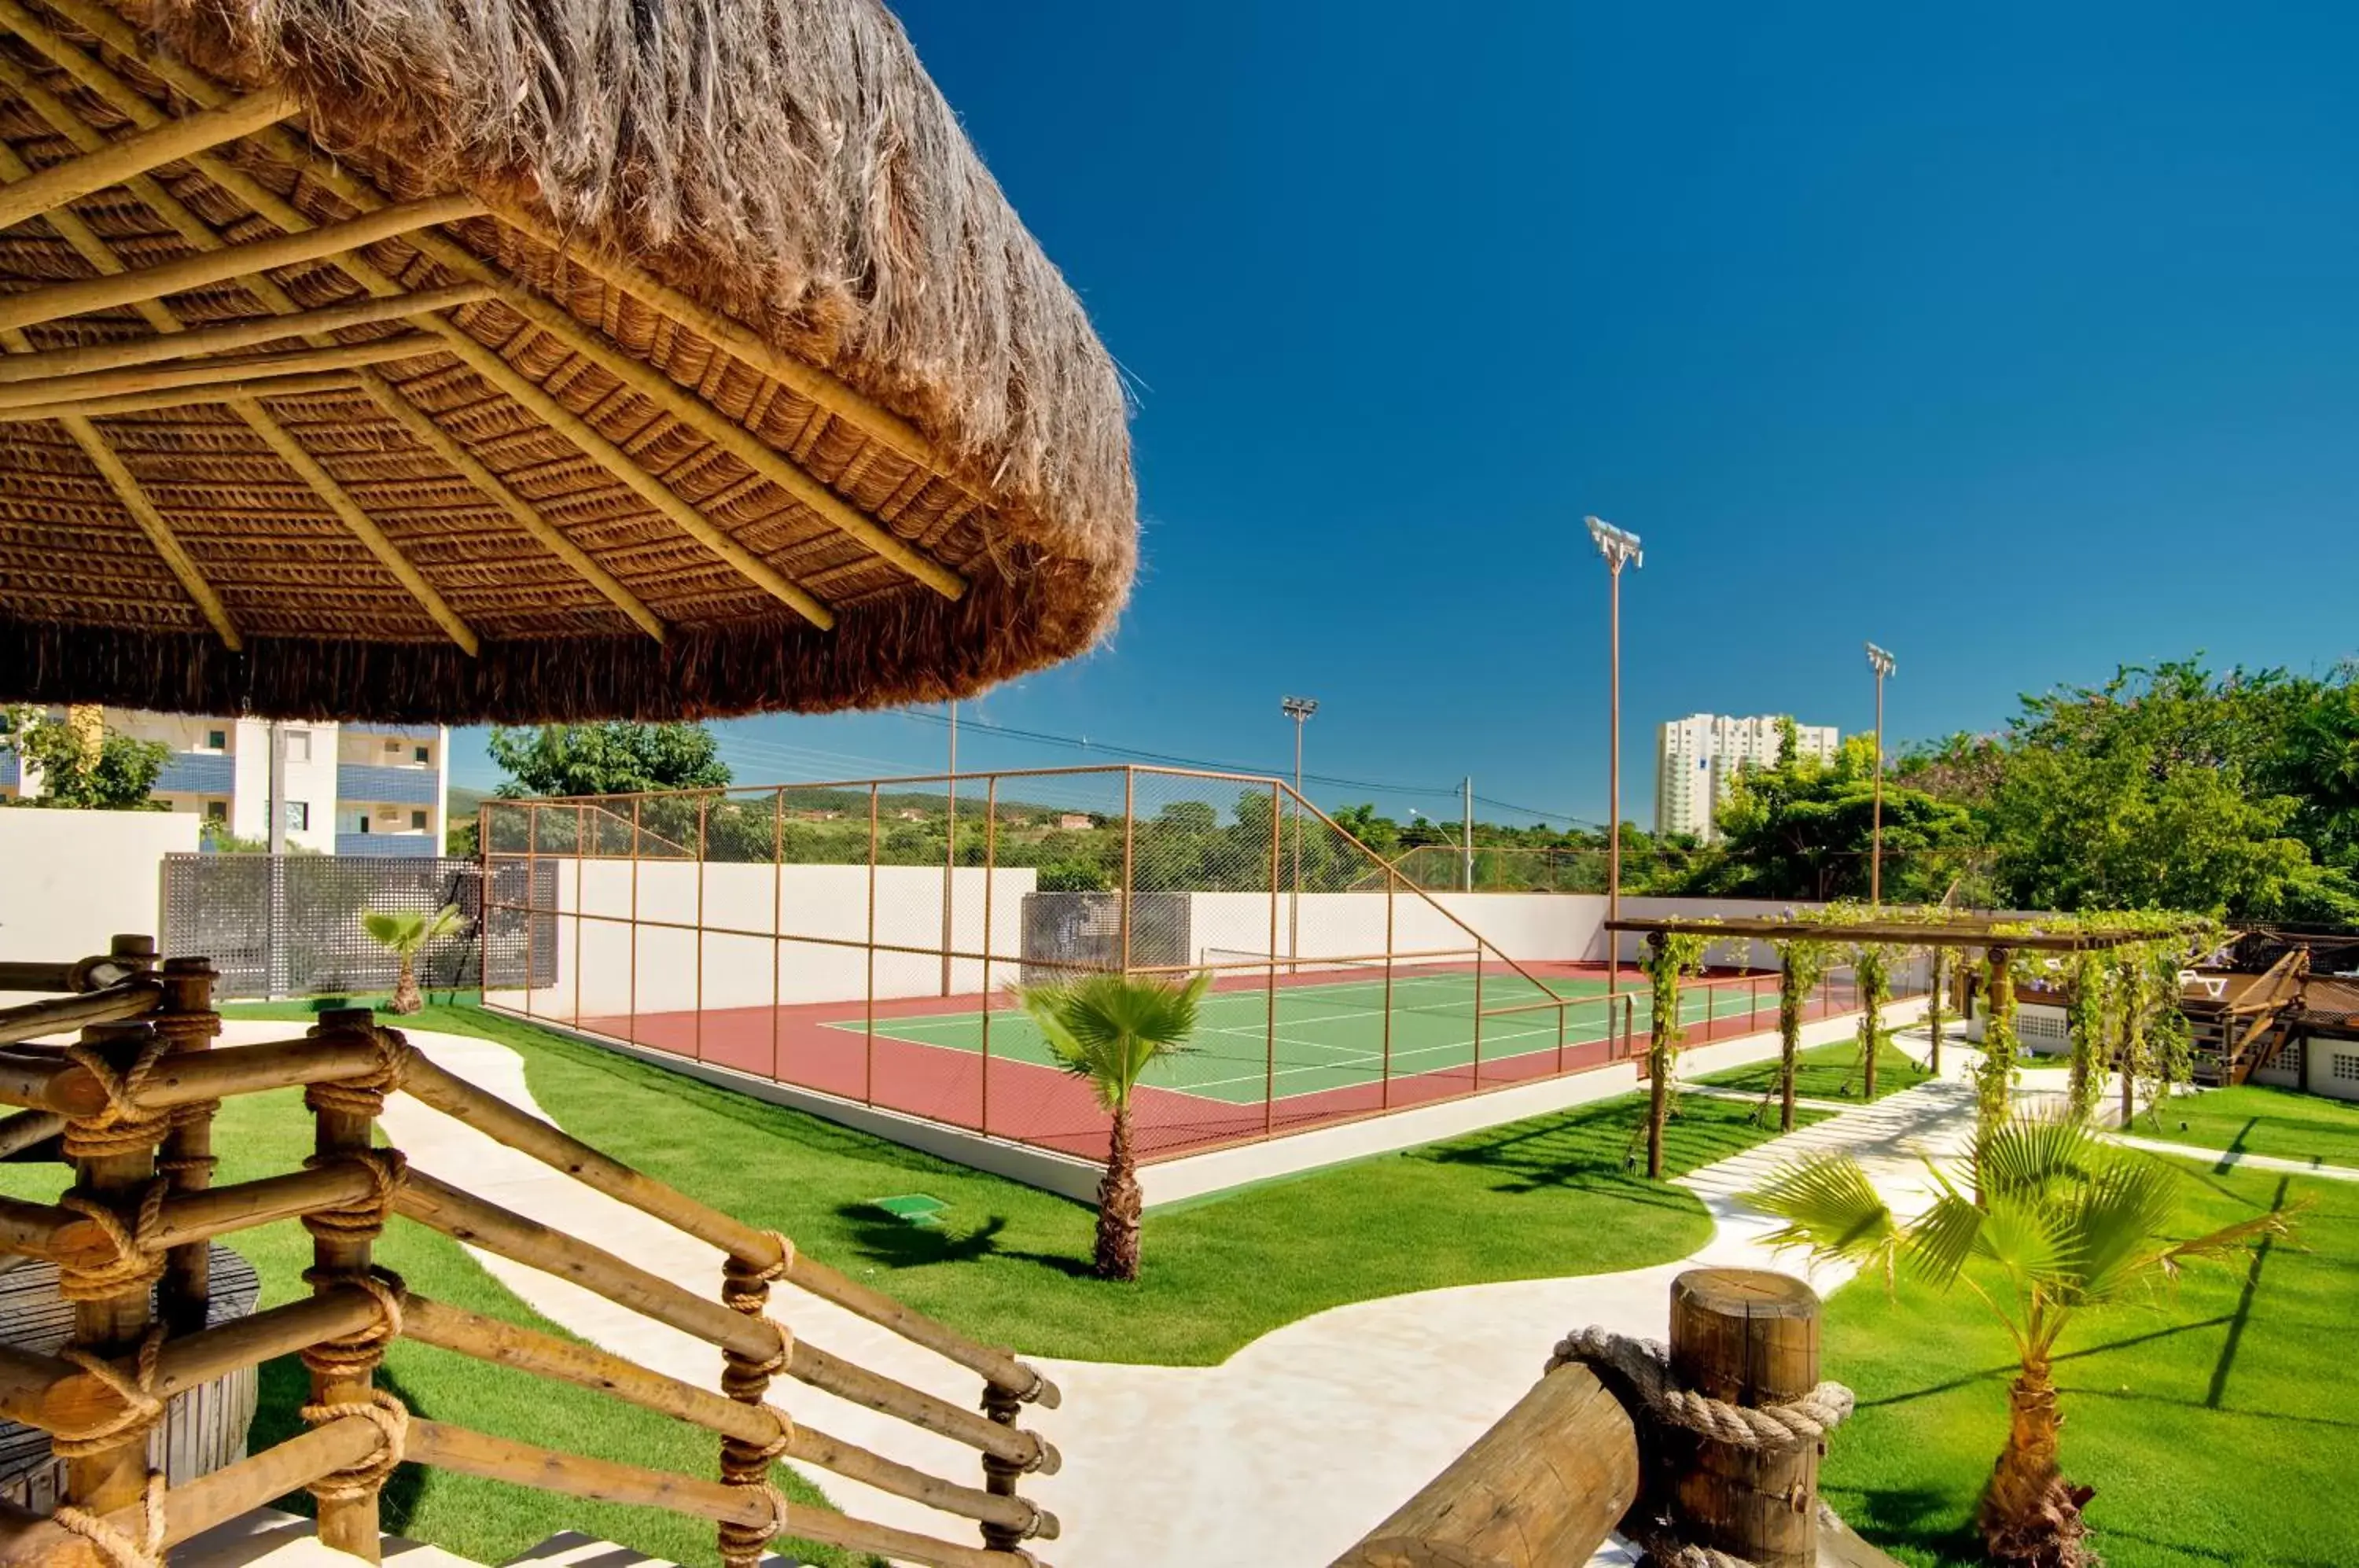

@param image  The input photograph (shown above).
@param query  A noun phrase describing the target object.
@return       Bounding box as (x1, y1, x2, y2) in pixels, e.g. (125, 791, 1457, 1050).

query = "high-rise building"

(2, 709, 448, 856)
(1654, 713, 1840, 841)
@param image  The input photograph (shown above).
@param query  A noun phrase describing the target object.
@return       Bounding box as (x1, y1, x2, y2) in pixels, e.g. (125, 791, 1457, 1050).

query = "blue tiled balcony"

(337, 763, 440, 805)
(153, 750, 234, 794)
(336, 833, 437, 857)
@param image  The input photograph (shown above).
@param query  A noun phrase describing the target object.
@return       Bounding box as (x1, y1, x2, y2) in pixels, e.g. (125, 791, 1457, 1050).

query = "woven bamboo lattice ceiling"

(0, 0, 1135, 722)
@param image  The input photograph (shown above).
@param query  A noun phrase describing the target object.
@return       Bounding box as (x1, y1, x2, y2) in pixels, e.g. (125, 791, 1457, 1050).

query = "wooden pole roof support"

(0, 193, 488, 333)
(0, 85, 297, 233)
(0, 334, 445, 410)
(234, 394, 480, 654)
(0, 287, 491, 382)
(56, 414, 243, 648)
(0, 372, 365, 422)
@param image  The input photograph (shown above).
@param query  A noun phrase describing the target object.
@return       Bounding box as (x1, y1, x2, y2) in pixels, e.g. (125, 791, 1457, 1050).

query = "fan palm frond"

(1014, 971, 1209, 1111)
(1750, 1152, 1903, 1277)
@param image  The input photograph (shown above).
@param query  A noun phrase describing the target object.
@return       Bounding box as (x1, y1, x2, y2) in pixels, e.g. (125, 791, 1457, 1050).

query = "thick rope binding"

(299, 1388, 410, 1504)
(1548, 1327, 1855, 1568)
(299, 1266, 407, 1382)
(55, 1180, 169, 1304)
(304, 1025, 414, 1119)
(50, 1325, 167, 1460)
(61, 1036, 172, 1161)
(53, 1470, 166, 1568)
(718, 1233, 797, 1568)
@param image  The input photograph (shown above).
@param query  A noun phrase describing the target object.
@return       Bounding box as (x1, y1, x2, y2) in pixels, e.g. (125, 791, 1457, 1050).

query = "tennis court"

(818, 959, 1769, 1107)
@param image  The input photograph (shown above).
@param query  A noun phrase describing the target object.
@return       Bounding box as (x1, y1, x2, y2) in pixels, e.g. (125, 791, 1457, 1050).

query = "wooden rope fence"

(0, 939, 1059, 1568)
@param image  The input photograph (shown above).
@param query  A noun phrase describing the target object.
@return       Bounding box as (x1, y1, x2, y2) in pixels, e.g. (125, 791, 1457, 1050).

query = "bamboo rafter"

(0, 0, 981, 656)
(0, 47, 665, 647)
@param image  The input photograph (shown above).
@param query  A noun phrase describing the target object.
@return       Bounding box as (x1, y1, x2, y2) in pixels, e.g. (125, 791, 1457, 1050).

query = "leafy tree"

(1330, 802, 1403, 857)
(1639, 930, 1710, 1179)
(1754, 1115, 2287, 1568)
(1, 706, 168, 811)
(1014, 972, 1208, 1280)
(487, 721, 731, 799)
(1769, 936, 1834, 1130)
(1680, 733, 1979, 902)
(360, 904, 466, 1014)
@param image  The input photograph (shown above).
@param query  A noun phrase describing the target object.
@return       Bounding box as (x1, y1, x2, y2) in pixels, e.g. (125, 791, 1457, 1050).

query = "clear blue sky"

(455, 2, 2359, 826)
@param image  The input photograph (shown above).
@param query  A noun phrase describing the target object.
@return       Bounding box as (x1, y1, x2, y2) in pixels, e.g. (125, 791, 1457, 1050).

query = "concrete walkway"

(2109, 1131, 2359, 1182)
(238, 1019, 1982, 1568)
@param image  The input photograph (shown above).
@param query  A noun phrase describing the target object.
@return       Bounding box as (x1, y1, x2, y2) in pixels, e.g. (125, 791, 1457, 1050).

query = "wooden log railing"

(0, 944, 1060, 1568)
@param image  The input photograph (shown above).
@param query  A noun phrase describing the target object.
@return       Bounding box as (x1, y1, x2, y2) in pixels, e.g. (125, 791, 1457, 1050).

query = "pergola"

(1604, 915, 2203, 955)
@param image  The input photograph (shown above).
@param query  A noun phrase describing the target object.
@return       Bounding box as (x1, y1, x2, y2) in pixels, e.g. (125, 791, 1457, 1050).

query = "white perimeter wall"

(510, 863, 1036, 1018)
(0, 808, 197, 1001)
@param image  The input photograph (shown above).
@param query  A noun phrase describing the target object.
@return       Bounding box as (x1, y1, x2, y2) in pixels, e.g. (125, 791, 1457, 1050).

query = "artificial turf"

(0, 1084, 864, 1568)
(2125, 1081, 2359, 1169)
(228, 1000, 1816, 1364)
(1692, 1037, 1934, 1103)
(1817, 1161, 2353, 1568)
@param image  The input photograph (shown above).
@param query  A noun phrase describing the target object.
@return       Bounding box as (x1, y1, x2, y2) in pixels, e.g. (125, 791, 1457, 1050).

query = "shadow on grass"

(829, 1203, 1101, 1279)
(1415, 1095, 1772, 1205)
(1821, 1482, 1982, 1567)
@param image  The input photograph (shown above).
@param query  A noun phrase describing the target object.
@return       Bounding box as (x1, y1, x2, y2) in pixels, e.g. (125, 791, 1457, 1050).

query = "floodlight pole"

(1865, 642, 1896, 906)
(1282, 696, 1318, 970)
(1586, 517, 1643, 1021)
(940, 698, 957, 996)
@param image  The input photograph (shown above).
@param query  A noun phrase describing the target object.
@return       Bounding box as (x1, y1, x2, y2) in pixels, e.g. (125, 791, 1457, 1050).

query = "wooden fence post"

(155, 955, 219, 1336)
(305, 1007, 388, 1561)
(1666, 1268, 1822, 1568)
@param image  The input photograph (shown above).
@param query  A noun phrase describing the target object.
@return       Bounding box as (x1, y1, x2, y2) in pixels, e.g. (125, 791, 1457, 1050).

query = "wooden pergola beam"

(0, 85, 297, 234)
(0, 193, 486, 333)
(0, 372, 362, 421)
(1603, 916, 2205, 953)
(231, 394, 480, 655)
(0, 284, 491, 383)
(0, 333, 443, 410)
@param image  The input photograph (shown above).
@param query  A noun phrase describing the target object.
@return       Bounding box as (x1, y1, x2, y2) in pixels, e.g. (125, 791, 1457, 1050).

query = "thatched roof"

(0, 0, 1135, 721)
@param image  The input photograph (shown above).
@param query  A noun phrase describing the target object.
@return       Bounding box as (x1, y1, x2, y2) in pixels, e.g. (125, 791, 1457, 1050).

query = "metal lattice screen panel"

(164, 854, 554, 999)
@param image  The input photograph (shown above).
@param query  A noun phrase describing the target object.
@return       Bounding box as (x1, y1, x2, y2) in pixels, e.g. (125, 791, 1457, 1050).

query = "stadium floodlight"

(1865, 642, 1896, 904)
(1584, 517, 1643, 1007)
(1280, 696, 1319, 974)
(1585, 514, 1644, 572)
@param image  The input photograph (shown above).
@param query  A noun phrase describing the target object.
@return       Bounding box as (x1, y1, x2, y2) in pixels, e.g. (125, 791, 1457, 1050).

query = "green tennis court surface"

(823, 970, 1758, 1105)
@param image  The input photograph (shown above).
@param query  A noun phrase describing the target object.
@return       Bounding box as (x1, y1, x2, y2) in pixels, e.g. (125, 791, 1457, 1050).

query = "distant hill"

(447, 783, 491, 822)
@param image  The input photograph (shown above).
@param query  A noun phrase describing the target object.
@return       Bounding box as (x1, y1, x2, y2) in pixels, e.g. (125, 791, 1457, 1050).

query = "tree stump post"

(156, 955, 219, 1336)
(1666, 1268, 1823, 1568)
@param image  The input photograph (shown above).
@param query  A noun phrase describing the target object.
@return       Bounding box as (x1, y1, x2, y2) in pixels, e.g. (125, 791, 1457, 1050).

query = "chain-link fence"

(477, 767, 1908, 1164)
(1388, 843, 2000, 902)
(161, 853, 553, 999)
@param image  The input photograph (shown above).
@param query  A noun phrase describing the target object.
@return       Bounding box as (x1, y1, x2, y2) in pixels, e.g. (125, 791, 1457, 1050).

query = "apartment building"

(1654, 712, 1840, 841)
(2, 710, 448, 856)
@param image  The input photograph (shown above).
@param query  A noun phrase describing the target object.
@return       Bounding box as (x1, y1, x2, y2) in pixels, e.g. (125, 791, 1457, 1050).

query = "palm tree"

(1750, 1114, 2289, 1568)
(1014, 971, 1208, 1281)
(361, 904, 465, 1014)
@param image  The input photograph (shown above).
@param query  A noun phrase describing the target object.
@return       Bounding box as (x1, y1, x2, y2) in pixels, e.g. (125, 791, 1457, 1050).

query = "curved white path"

(210, 1021, 1984, 1567)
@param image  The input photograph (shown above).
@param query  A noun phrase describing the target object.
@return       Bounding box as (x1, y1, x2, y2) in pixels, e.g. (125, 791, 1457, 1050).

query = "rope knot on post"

(1549, 1325, 1853, 1568)
(300, 1147, 408, 1242)
(298, 1265, 407, 1381)
(716, 1235, 797, 1568)
(53, 1469, 166, 1568)
(61, 1036, 172, 1159)
(299, 1387, 410, 1504)
(304, 1025, 414, 1118)
(56, 1180, 169, 1302)
(51, 1325, 167, 1460)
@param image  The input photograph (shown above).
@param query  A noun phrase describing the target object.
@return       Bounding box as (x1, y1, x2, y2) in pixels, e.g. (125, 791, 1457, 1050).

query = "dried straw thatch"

(0, 0, 1135, 721)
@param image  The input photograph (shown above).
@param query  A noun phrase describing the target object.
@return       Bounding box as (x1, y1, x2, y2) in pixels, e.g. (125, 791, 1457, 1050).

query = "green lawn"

(0, 1084, 863, 1568)
(1819, 1163, 2353, 1568)
(2126, 1083, 2359, 1169)
(1694, 1037, 1934, 1103)
(229, 1000, 1816, 1365)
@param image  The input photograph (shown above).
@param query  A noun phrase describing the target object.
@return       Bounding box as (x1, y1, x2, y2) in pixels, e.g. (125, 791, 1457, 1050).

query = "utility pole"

(1865, 642, 1896, 905)
(266, 720, 287, 999)
(1462, 776, 1474, 893)
(1281, 696, 1317, 968)
(1585, 517, 1643, 1016)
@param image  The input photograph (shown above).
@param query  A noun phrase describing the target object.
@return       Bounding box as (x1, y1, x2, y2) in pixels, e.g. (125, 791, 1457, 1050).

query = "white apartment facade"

(2, 709, 449, 856)
(1654, 712, 1840, 841)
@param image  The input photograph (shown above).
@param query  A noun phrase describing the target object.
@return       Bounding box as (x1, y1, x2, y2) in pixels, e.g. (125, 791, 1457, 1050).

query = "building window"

(285, 801, 309, 831)
(414, 745, 430, 764)
(410, 810, 428, 830)
(204, 801, 227, 822)
(2334, 1053, 2359, 1084)
(285, 731, 311, 763)
(385, 738, 401, 753)
(205, 728, 226, 750)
